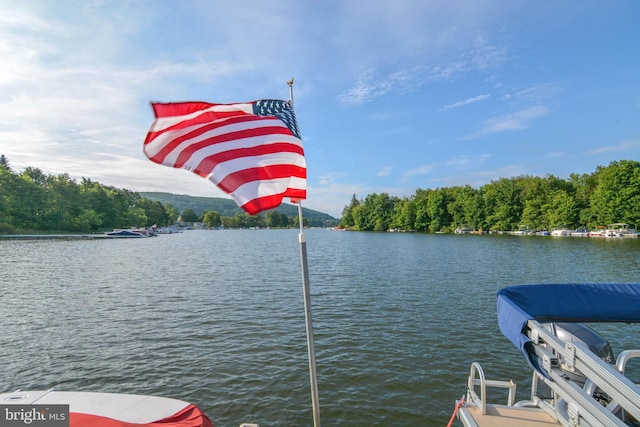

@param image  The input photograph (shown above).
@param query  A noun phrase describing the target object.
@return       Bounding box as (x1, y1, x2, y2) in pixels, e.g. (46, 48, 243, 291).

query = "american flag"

(143, 100, 306, 215)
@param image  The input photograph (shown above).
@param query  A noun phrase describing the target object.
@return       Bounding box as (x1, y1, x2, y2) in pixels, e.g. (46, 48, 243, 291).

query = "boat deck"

(458, 404, 558, 427)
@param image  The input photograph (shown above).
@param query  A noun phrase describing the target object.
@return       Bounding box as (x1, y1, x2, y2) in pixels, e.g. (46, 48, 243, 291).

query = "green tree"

(351, 203, 364, 231)
(426, 188, 451, 232)
(280, 213, 290, 228)
(231, 213, 245, 227)
(245, 214, 265, 228)
(163, 203, 179, 224)
(203, 210, 222, 228)
(545, 189, 580, 229)
(180, 208, 199, 223)
(80, 178, 108, 227)
(291, 213, 308, 228)
(413, 189, 432, 232)
(569, 172, 597, 226)
(516, 176, 547, 230)
(0, 154, 10, 170)
(80, 179, 139, 229)
(266, 211, 289, 228)
(589, 160, 640, 226)
(126, 206, 148, 227)
(13, 170, 47, 230)
(465, 188, 486, 231)
(483, 177, 522, 231)
(356, 193, 395, 231)
(446, 186, 484, 231)
(0, 160, 189, 233)
(71, 209, 103, 231)
(47, 173, 81, 230)
(137, 198, 169, 227)
(339, 194, 360, 228)
(389, 197, 416, 231)
(0, 160, 18, 230)
(220, 216, 234, 228)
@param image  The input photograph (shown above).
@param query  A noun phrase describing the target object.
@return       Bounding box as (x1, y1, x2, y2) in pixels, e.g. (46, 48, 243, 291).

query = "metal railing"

(527, 319, 640, 426)
(466, 362, 517, 415)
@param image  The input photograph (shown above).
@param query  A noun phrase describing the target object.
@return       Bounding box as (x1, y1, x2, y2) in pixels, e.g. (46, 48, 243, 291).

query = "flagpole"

(289, 78, 321, 427)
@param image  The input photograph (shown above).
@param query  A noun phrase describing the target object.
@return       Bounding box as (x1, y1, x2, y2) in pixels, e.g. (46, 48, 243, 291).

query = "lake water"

(1, 230, 639, 426)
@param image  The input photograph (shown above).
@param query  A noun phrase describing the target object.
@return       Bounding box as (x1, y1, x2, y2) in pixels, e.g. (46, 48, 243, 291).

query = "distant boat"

(604, 223, 638, 238)
(155, 226, 183, 234)
(511, 229, 533, 235)
(455, 227, 472, 234)
(551, 228, 571, 236)
(104, 229, 149, 238)
(571, 227, 590, 237)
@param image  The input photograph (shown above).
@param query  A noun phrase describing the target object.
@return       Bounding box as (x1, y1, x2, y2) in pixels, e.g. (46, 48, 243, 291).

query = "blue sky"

(1, 1, 638, 218)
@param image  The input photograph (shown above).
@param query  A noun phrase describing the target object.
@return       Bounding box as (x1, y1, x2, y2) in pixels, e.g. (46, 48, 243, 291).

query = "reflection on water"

(1, 231, 639, 426)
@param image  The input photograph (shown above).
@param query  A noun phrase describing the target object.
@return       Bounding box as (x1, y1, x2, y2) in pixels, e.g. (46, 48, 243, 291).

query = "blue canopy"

(497, 283, 640, 374)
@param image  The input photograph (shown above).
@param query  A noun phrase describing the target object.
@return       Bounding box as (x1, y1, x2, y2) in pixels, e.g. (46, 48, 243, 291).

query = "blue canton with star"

(253, 99, 301, 139)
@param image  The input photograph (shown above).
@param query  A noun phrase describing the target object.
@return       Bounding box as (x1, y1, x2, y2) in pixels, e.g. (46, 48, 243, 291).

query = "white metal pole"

(298, 202, 321, 427)
(288, 78, 321, 427)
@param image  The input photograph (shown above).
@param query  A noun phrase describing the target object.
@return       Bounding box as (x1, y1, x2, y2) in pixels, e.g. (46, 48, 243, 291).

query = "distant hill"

(139, 192, 338, 224)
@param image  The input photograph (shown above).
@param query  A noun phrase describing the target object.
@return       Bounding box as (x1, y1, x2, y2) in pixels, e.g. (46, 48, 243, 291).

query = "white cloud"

(447, 154, 491, 167)
(335, 69, 397, 106)
(337, 32, 508, 105)
(474, 106, 550, 136)
(506, 83, 561, 103)
(428, 34, 508, 81)
(441, 94, 491, 111)
(401, 164, 434, 182)
(586, 139, 640, 155)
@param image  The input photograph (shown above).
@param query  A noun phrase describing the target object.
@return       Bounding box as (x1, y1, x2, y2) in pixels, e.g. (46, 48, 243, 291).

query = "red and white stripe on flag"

(143, 101, 306, 215)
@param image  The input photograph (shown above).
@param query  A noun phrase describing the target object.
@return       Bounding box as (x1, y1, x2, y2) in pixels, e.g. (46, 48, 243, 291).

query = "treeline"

(0, 156, 311, 234)
(339, 160, 640, 232)
(0, 156, 178, 233)
(181, 206, 308, 229)
(140, 192, 337, 227)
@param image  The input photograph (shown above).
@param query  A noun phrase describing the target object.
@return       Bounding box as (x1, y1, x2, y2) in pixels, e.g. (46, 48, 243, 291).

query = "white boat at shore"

(511, 228, 534, 235)
(155, 226, 183, 234)
(551, 228, 572, 236)
(604, 223, 638, 238)
(570, 227, 590, 237)
(454, 283, 640, 427)
(589, 227, 607, 237)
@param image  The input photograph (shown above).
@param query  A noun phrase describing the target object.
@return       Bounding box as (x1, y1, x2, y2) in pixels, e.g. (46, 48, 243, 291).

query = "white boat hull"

(0, 390, 212, 426)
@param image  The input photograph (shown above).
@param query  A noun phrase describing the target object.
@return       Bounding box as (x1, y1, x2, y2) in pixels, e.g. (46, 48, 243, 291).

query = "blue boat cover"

(497, 283, 640, 374)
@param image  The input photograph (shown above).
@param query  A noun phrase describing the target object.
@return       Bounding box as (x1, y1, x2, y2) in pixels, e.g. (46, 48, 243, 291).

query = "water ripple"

(1, 231, 639, 426)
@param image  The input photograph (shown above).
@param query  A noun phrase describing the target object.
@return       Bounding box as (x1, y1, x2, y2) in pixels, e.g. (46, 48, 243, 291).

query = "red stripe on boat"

(70, 404, 213, 427)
